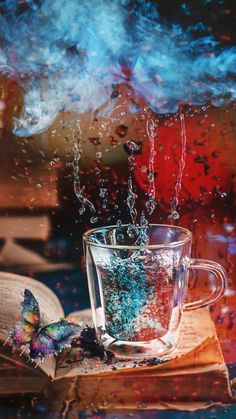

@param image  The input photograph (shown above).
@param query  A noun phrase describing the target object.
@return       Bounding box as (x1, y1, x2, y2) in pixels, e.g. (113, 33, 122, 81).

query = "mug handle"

(183, 258, 227, 311)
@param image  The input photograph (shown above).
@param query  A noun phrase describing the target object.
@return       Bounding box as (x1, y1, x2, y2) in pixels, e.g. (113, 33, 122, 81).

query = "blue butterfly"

(10, 289, 81, 362)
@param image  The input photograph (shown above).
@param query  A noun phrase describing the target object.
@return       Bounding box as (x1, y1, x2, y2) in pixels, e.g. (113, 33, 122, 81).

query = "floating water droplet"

(117, 234, 125, 241)
(145, 196, 156, 216)
(127, 223, 136, 238)
(126, 141, 140, 152)
(148, 172, 154, 182)
(168, 210, 179, 221)
(36, 183, 41, 189)
(90, 216, 98, 224)
(96, 152, 102, 159)
(117, 219, 122, 227)
(99, 188, 107, 198)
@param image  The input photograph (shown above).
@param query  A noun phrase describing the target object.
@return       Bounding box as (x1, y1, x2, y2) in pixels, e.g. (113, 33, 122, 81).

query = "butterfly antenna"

(34, 360, 40, 369)
(3, 337, 10, 346)
(19, 347, 26, 357)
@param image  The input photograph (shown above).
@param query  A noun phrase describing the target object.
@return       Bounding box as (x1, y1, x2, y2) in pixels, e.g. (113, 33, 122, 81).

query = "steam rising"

(0, 0, 236, 136)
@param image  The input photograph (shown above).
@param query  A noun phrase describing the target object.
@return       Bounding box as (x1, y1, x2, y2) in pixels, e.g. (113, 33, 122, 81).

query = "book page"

(0, 271, 64, 378)
(55, 307, 218, 380)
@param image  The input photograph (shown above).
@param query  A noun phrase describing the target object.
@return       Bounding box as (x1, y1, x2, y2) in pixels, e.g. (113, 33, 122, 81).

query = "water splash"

(134, 211, 149, 246)
(126, 141, 139, 227)
(0, 1, 236, 136)
(145, 118, 157, 215)
(169, 113, 187, 221)
(72, 125, 96, 215)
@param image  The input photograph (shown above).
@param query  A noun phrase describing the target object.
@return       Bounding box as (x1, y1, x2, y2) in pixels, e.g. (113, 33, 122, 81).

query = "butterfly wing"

(29, 320, 81, 361)
(10, 320, 35, 348)
(21, 289, 40, 327)
(10, 289, 40, 348)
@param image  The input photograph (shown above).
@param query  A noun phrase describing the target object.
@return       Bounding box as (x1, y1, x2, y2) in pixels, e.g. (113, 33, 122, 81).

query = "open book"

(0, 271, 235, 410)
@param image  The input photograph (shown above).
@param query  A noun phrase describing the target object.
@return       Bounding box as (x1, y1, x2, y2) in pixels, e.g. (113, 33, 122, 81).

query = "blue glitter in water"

(98, 255, 152, 340)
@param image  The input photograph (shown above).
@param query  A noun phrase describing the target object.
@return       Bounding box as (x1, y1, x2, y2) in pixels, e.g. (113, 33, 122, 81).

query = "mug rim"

(83, 223, 192, 250)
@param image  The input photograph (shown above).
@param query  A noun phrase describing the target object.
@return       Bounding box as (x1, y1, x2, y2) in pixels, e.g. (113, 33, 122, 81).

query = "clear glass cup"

(83, 224, 227, 358)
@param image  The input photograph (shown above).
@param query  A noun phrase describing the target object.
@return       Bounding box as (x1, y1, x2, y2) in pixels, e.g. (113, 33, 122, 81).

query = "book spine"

(73, 368, 234, 409)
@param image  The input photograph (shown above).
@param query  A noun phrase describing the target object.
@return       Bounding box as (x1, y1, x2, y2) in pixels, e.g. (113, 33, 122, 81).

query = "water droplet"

(96, 152, 102, 159)
(36, 183, 41, 189)
(168, 211, 180, 221)
(90, 216, 98, 224)
(148, 172, 154, 182)
(126, 141, 140, 152)
(99, 188, 107, 198)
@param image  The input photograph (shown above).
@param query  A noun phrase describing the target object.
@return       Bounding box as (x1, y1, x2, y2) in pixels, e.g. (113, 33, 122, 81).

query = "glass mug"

(83, 224, 227, 358)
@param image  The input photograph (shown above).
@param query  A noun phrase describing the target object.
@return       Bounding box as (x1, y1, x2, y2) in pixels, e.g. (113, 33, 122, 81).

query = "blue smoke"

(0, 0, 235, 136)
